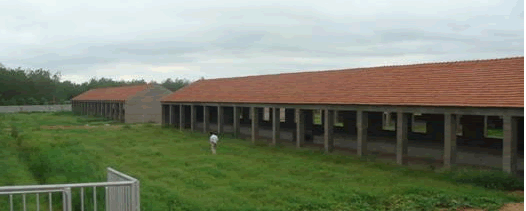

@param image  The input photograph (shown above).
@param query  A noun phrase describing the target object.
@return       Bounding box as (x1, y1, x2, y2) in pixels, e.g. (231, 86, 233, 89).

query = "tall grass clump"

(18, 140, 103, 184)
(443, 168, 523, 191)
(10, 124, 19, 139)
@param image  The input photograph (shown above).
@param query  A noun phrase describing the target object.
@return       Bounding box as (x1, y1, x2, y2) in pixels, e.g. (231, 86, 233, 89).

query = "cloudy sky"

(1, 0, 523, 84)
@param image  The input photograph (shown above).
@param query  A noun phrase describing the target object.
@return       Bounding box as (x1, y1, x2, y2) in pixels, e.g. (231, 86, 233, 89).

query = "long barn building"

(160, 57, 524, 174)
(72, 84, 172, 123)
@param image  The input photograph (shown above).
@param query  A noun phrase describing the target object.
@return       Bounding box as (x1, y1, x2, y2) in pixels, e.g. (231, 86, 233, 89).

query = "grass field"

(0, 112, 522, 211)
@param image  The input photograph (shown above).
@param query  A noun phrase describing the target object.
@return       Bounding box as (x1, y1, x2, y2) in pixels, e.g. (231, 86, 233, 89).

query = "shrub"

(27, 97, 39, 105)
(16, 98, 26, 105)
(8, 98, 17, 106)
(40, 97, 48, 105)
(18, 140, 103, 184)
(10, 125, 19, 139)
(0, 98, 7, 106)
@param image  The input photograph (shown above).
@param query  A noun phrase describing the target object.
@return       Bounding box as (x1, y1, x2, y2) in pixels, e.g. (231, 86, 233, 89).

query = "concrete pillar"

(357, 110, 368, 157)
(203, 106, 210, 133)
(396, 112, 410, 165)
(251, 107, 259, 143)
(324, 109, 334, 153)
(99, 102, 103, 116)
(321, 109, 325, 126)
(179, 105, 185, 130)
(233, 106, 241, 137)
(296, 108, 305, 148)
(272, 107, 280, 145)
(444, 113, 458, 169)
(217, 106, 224, 134)
(503, 116, 518, 174)
(268, 107, 273, 122)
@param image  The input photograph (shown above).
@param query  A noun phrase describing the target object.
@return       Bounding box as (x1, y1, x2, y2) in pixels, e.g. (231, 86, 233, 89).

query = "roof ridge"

(373, 56, 524, 68)
(200, 56, 524, 82)
(90, 84, 149, 91)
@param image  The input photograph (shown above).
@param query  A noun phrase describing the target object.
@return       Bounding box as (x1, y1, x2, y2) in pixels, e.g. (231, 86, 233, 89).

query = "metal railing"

(0, 167, 140, 211)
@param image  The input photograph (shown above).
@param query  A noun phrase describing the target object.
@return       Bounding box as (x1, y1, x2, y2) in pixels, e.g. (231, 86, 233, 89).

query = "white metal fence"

(0, 167, 140, 211)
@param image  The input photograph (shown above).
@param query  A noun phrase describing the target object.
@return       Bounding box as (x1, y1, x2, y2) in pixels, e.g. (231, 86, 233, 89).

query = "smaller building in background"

(71, 84, 172, 123)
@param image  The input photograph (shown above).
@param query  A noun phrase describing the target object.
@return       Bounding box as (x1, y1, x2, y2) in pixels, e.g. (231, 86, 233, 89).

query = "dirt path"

(499, 203, 524, 211)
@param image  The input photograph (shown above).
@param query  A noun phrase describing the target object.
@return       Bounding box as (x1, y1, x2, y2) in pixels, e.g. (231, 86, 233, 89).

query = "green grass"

(0, 112, 522, 211)
(487, 129, 504, 138)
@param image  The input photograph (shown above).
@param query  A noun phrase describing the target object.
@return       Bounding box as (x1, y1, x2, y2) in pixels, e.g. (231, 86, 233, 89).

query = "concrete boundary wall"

(0, 104, 72, 113)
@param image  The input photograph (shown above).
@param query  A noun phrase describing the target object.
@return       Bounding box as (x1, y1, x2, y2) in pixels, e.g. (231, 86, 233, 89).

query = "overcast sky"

(1, 0, 523, 84)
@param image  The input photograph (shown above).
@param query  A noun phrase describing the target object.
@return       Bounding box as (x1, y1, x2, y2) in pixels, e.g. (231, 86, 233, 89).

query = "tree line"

(0, 65, 191, 106)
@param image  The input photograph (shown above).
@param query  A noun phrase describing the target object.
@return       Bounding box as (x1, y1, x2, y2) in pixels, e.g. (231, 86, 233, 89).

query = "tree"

(162, 78, 190, 91)
(0, 65, 192, 103)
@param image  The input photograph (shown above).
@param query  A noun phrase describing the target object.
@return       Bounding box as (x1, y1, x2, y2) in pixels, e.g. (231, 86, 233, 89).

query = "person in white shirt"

(209, 132, 219, 154)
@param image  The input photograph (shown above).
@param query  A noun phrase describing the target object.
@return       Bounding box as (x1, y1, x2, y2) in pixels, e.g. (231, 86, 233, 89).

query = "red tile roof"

(161, 57, 524, 108)
(72, 84, 150, 101)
